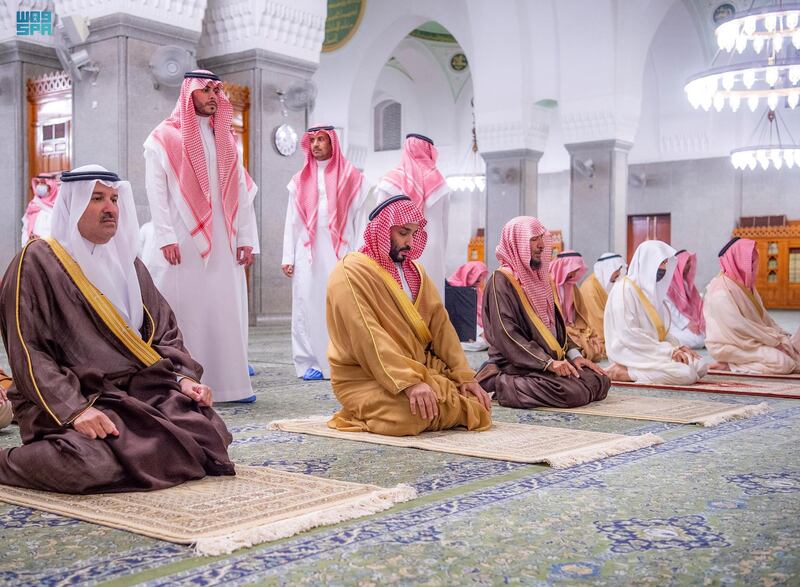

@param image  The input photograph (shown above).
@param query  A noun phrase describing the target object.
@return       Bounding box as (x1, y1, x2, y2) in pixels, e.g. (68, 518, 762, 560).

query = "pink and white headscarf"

(719, 237, 759, 291)
(667, 250, 705, 332)
(448, 261, 489, 327)
(147, 70, 241, 259)
(549, 250, 588, 325)
(360, 196, 428, 299)
(381, 134, 446, 210)
(496, 216, 556, 334)
(24, 176, 59, 239)
(291, 126, 364, 258)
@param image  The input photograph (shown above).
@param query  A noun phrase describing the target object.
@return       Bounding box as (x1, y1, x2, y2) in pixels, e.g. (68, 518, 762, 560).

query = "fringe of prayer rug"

(0, 466, 416, 556)
(612, 375, 800, 399)
(268, 416, 663, 468)
(535, 393, 769, 426)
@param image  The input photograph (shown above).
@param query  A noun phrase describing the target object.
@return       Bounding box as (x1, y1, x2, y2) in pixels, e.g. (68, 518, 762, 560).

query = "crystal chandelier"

(730, 108, 800, 169)
(685, 3, 800, 112)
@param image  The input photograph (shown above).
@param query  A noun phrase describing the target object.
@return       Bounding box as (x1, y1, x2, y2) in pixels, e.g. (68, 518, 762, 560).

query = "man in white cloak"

(604, 240, 709, 384)
(705, 237, 800, 374)
(143, 70, 259, 402)
(282, 125, 367, 380)
(374, 133, 450, 293)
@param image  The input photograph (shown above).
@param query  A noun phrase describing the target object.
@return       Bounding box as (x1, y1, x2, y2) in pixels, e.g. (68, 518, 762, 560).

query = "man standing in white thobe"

(374, 133, 450, 293)
(282, 125, 367, 380)
(143, 70, 259, 402)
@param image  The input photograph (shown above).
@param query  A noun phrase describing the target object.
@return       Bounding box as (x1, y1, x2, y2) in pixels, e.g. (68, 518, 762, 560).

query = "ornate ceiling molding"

(198, 0, 325, 64)
(477, 104, 552, 154)
(53, 0, 207, 33)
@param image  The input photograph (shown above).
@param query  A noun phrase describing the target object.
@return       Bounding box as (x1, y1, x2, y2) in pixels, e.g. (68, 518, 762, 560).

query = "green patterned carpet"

(1, 322, 799, 586)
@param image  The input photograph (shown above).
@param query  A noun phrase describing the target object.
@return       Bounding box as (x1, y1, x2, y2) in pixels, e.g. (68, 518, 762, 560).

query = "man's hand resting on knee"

(458, 382, 492, 412)
(403, 382, 439, 420)
(179, 378, 213, 407)
(73, 407, 119, 440)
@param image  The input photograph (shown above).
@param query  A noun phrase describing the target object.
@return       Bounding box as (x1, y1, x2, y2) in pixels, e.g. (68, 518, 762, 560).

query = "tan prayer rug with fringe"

(612, 376, 800, 399)
(0, 466, 416, 557)
(269, 417, 663, 467)
(536, 393, 769, 426)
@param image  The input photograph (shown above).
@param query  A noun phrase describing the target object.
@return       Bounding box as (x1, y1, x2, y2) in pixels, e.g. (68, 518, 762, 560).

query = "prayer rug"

(0, 466, 416, 557)
(536, 393, 769, 426)
(612, 375, 800, 399)
(707, 369, 800, 380)
(268, 417, 663, 468)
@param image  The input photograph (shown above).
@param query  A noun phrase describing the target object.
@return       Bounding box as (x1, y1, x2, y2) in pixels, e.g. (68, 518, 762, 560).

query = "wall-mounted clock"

(274, 123, 298, 157)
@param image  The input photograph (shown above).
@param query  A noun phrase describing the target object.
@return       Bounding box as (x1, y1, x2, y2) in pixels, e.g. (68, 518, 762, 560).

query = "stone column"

(0, 35, 61, 269)
(481, 149, 543, 269)
(198, 0, 325, 321)
(565, 139, 631, 265)
(68, 14, 200, 221)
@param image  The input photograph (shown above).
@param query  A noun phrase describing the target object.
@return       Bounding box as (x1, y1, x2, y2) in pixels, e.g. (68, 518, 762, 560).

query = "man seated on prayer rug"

(579, 252, 626, 350)
(325, 195, 492, 436)
(549, 250, 604, 361)
(604, 240, 709, 384)
(475, 217, 610, 409)
(704, 237, 800, 374)
(0, 368, 13, 430)
(665, 249, 706, 349)
(0, 165, 235, 494)
(447, 261, 490, 352)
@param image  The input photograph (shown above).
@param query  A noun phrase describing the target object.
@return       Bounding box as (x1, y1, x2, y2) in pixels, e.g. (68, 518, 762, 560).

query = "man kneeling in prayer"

(326, 195, 492, 436)
(476, 217, 610, 408)
(605, 240, 708, 384)
(0, 165, 234, 494)
(705, 237, 800, 374)
(550, 250, 604, 361)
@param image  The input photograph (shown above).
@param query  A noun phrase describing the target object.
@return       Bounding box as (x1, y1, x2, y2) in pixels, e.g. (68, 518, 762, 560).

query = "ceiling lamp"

(731, 108, 800, 170)
(685, 2, 800, 112)
(448, 98, 486, 192)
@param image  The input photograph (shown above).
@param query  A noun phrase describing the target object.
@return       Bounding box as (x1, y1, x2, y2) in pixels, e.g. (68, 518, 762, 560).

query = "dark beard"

(530, 258, 541, 270)
(390, 245, 411, 262)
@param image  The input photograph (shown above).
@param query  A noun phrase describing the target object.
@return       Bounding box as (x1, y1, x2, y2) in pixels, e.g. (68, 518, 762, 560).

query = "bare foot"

(606, 363, 633, 382)
(709, 362, 729, 371)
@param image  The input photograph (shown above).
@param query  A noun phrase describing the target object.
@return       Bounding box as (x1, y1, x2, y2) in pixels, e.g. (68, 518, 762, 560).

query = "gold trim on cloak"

(623, 277, 667, 342)
(14, 239, 160, 425)
(493, 269, 567, 360)
(351, 252, 433, 347)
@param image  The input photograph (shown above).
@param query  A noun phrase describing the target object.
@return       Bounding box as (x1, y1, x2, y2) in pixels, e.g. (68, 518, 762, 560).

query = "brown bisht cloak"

(0, 238, 234, 494)
(326, 252, 492, 436)
(477, 269, 610, 408)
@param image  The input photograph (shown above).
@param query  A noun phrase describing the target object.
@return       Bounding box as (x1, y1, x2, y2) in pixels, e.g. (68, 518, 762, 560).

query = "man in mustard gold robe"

(325, 195, 492, 436)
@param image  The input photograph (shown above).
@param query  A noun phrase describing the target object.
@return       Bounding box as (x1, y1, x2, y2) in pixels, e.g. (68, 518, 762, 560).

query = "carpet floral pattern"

(0, 324, 798, 585)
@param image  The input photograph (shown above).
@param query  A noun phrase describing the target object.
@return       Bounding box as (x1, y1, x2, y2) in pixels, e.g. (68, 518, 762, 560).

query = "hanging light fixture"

(447, 98, 486, 192)
(730, 108, 800, 170)
(685, 2, 800, 112)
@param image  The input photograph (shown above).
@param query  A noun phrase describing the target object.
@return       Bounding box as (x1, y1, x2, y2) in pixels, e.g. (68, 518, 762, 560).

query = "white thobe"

(375, 181, 450, 296)
(282, 160, 368, 378)
(143, 115, 259, 401)
(20, 203, 53, 246)
(605, 279, 708, 385)
(665, 299, 706, 349)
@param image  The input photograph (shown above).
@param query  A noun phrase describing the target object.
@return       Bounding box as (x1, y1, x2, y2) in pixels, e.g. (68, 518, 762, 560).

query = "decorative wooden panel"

(734, 221, 800, 309)
(626, 214, 671, 262)
(225, 82, 250, 170)
(27, 71, 72, 196)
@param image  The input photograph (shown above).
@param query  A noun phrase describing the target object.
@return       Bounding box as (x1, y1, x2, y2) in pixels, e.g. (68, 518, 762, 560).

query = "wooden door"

(627, 214, 671, 261)
(27, 71, 72, 199)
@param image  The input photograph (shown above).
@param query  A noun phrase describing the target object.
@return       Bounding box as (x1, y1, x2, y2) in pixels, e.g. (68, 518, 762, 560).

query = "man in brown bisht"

(0, 165, 235, 494)
(477, 216, 610, 408)
(326, 195, 492, 436)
